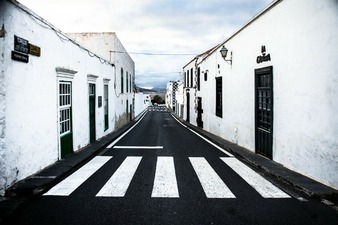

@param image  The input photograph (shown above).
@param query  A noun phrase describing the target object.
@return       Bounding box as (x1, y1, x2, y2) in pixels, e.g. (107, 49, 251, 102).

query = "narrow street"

(3, 106, 338, 225)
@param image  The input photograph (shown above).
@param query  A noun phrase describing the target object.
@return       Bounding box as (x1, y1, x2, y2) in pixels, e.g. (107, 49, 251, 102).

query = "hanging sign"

(14, 35, 29, 54)
(256, 45, 271, 64)
(11, 51, 29, 63)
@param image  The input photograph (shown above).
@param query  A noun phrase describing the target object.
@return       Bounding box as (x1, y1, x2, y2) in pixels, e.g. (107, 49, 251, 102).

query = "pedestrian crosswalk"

(96, 157, 142, 197)
(44, 156, 291, 199)
(148, 106, 167, 112)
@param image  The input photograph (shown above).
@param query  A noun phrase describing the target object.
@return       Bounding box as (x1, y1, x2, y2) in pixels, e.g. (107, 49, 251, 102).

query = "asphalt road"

(3, 106, 338, 225)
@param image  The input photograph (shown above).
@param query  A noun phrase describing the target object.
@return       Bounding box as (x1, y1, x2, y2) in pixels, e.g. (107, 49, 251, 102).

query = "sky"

(18, 0, 272, 89)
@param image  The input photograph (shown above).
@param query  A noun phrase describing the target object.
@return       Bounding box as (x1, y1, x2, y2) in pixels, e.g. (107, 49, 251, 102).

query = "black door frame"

(255, 66, 273, 159)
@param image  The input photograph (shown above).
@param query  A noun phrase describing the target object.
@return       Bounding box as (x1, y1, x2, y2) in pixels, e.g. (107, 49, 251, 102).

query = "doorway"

(255, 66, 273, 159)
(89, 83, 96, 143)
(59, 81, 73, 158)
(186, 91, 190, 122)
(197, 97, 203, 128)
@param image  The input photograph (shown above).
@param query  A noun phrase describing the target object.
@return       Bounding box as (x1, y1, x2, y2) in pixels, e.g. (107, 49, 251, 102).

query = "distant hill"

(137, 86, 166, 93)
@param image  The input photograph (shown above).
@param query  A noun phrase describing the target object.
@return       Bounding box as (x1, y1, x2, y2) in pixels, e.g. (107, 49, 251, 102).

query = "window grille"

(59, 82, 72, 135)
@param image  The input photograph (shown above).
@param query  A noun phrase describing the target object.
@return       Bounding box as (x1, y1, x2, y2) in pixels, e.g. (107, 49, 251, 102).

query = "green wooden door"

(59, 82, 73, 158)
(89, 84, 96, 143)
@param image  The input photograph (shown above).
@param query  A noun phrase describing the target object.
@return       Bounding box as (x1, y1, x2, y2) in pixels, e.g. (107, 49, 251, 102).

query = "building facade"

(67, 32, 136, 129)
(182, 0, 338, 189)
(0, 0, 144, 195)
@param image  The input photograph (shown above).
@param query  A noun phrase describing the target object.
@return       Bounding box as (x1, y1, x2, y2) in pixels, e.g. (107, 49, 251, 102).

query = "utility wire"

(111, 50, 196, 56)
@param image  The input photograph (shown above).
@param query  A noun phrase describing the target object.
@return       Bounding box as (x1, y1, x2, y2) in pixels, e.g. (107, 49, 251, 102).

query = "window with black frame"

(216, 77, 222, 117)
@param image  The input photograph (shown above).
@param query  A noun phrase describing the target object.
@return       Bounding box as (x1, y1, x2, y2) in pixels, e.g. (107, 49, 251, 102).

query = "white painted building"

(67, 32, 136, 128)
(183, 0, 338, 189)
(166, 80, 184, 118)
(134, 93, 152, 117)
(174, 81, 184, 118)
(0, 0, 144, 195)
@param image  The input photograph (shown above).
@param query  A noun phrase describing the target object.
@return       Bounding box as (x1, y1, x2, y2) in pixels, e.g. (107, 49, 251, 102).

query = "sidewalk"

(175, 115, 338, 205)
(1, 110, 338, 220)
(0, 110, 145, 220)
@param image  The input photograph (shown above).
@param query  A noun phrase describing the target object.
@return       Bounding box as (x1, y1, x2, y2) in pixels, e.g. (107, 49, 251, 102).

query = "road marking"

(189, 157, 236, 198)
(171, 114, 233, 157)
(96, 156, 142, 197)
(152, 157, 179, 198)
(113, 146, 163, 149)
(44, 156, 111, 196)
(106, 112, 148, 148)
(221, 158, 290, 198)
(189, 129, 234, 157)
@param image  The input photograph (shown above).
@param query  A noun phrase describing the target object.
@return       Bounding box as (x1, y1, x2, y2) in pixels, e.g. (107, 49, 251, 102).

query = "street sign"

(29, 43, 41, 56)
(11, 51, 29, 63)
(14, 35, 29, 54)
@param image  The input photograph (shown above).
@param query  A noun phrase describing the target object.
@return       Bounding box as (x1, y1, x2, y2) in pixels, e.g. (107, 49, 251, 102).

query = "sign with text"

(14, 35, 29, 54)
(28, 43, 41, 56)
(256, 45, 271, 64)
(98, 96, 102, 108)
(11, 51, 29, 63)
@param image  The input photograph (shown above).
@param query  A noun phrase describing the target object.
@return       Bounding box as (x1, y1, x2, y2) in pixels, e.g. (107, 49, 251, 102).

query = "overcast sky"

(18, 0, 272, 88)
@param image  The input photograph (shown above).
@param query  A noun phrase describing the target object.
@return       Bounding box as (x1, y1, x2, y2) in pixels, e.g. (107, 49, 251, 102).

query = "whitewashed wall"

(134, 92, 151, 117)
(0, 0, 6, 197)
(174, 81, 184, 118)
(68, 33, 135, 129)
(183, 61, 197, 126)
(0, 1, 116, 195)
(186, 0, 338, 189)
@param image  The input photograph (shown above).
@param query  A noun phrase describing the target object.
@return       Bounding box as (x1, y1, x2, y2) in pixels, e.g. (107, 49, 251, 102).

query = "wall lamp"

(220, 45, 232, 65)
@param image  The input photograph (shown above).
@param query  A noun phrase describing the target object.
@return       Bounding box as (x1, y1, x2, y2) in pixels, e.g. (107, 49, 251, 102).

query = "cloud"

(18, 0, 272, 88)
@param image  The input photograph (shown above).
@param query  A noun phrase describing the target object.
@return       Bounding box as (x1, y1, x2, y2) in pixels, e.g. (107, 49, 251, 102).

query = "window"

(190, 68, 193, 87)
(121, 68, 124, 93)
(184, 72, 187, 87)
(197, 67, 201, 91)
(187, 70, 189, 88)
(126, 71, 129, 93)
(216, 77, 222, 117)
(104, 85, 109, 130)
(59, 82, 72, 135)
(130, 73, 133, 92)
(204, 72, 208, 81)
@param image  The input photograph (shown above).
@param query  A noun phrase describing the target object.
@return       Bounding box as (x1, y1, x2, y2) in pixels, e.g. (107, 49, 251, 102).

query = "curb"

(0, 109, 149, 220)
(171, 113, 338, 204)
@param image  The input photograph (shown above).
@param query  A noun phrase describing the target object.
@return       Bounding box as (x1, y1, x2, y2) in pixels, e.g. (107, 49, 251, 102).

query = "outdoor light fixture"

(220, 45, 232, 65)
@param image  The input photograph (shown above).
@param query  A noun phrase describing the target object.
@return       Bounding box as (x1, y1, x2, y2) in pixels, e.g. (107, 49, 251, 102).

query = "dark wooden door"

(255, 66, 273, 159)
(89, 83, 96, 143)
(186, 92, 190, 122)
(197, 97, 203, 128)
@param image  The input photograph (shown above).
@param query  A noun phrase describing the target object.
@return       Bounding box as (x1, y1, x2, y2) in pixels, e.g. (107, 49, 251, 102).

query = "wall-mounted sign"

(98, 96, 102, 108)
(256, 45, 271, 64)
(11, 51, 29, 63)
(14, 35, 29, 54)
(29, 43, 41, 56)
(14, 35, 41, 57)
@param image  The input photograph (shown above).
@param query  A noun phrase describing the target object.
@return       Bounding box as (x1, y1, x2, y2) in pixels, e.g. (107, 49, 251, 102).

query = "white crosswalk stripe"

(221, 157, 290, 198)
(152, 157, 179, 198)
(96, 156, 142, 197)
(189, 157, 236, 198)
(44, 156, 291, 199)
(44, 156, 112, 196)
